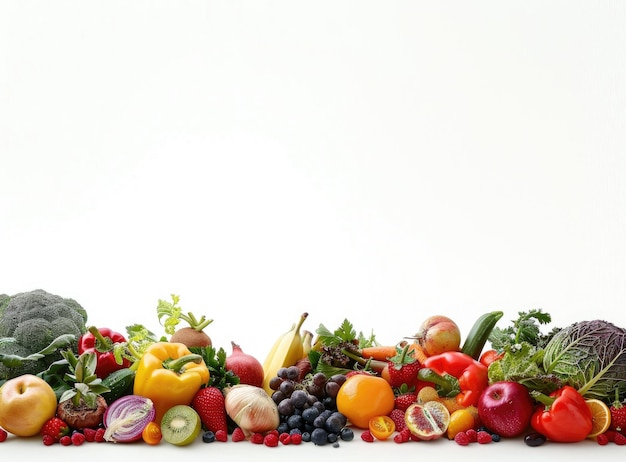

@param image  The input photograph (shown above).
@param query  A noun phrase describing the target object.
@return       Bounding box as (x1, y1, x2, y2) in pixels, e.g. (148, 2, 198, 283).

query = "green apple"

(0, 374, 58, 436)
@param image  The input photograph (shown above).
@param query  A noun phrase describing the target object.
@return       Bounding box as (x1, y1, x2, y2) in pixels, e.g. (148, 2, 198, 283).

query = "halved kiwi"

(160, 405, 202, 446)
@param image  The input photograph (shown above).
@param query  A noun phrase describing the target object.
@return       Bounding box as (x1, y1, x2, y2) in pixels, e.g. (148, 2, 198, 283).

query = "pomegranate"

(404, 401, 450, 440)
(225, 341, 264, 388)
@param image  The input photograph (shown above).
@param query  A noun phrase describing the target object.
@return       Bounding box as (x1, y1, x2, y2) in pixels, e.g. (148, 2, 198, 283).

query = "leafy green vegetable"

(157, 294, 213, 335)
(489, 309, 554, 351)
(542, 320, 626, 402)
(189, 345, 239, 390)
(487, 341, 562, 395)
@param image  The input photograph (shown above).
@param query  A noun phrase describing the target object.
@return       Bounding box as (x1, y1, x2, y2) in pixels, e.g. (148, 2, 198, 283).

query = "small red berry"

(614, 432, 626, 446)
(94, 427, 106, 443)
(0, 428, 7, 443)
(250, 433, 264, 444)
(231, 427, 246, 442)
(597, 433, 610, 445)
(42, 434, 56, 446)
(82, 428, 97, 442)
(477, 430, 492, 444)
(290, 433, 302, 445)
(361, 430, 375, 442)
(60, 435, 72, 446)
(465, 428, 477, 442)
(454, 431, 470, 446)
(279, 433, 291, 445)
(263, 433, 279, 447)
(71, 432, 86, 446)
(215, 429, 228, 442)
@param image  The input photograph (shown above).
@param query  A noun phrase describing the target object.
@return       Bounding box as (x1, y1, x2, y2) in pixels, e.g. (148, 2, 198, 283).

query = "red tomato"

(479, 349, 504, 367)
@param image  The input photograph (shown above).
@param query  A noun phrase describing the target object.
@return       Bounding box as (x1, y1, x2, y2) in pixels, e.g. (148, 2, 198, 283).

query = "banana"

(262, 312, 309, 395)
(301, 330, 313, 359)
(460, 310, 504, 360)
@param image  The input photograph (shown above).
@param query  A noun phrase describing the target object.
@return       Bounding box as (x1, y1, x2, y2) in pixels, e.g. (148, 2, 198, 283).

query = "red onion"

(103, 395, 156, 443)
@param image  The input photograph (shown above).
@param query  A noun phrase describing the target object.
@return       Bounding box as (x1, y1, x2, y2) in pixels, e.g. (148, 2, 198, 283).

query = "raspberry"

(389, 408, 407, 432)
(454, 431, 470, 446)
(465, 428, 477, 442)
(71, 432, 85, 446)
(0, 429, 7, 443)
(250, 433, 264, 444)
(605, 430, 617, 442)
(361, 430, 375, 442)
(60, 435, 72, 446)
(42, 434, 56, 446)
(476, 430, 492, 444)
(614, 432, 626, 445)
(94, 428, 106, 443)
(597, 433, 610, 445)
(263, 433, 279, 447)
(290, 433, 302, 445)
(231, 427, 246, 442)
(279, 433, 291, 445)
(215, 429, 227, 442)
(82, 428, 97, 443)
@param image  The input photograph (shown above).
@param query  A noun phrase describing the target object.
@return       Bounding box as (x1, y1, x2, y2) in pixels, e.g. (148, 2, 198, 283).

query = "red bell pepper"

(530, 385, 592, 442)
(417, 351, 489, 407)
(78, 326, 132, 379)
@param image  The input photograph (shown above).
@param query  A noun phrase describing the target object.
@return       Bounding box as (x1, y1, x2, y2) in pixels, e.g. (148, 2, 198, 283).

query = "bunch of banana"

(262, 312, 309, 395)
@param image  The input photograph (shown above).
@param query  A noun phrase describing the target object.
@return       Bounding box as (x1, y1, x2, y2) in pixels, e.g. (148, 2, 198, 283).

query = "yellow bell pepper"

(133, 342, 209, 424)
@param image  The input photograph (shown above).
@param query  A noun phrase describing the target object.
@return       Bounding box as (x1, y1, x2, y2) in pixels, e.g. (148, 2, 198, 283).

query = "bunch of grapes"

(269, 366, 353, 446)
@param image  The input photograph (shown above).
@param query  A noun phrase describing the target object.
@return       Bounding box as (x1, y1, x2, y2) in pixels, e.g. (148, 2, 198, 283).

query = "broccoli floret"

(0, 289, 89, 381)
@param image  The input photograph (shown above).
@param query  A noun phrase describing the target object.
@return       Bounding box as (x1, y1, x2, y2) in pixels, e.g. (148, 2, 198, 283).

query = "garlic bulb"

(224, 384, 280, 437)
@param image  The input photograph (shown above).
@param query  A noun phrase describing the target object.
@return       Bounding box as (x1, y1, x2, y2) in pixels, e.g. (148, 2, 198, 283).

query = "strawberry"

(191, 386, 228, 434)
(387, 344, 420, 389)
(40, 417, 69, 443)
(610, 400, 626, 434)
(394, 391, 417, 412)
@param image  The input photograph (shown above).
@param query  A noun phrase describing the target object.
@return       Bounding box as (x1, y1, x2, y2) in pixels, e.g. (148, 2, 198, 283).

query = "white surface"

(1, 1, 625, 459)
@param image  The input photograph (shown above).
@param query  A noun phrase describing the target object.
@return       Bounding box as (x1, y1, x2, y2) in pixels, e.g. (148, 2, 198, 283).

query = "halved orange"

(586, 399, 611, 438)
(368, 415, 396, 440)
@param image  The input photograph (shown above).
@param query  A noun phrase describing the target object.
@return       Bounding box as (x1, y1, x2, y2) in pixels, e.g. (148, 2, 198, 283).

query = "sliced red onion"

(103, 395, 156, 443)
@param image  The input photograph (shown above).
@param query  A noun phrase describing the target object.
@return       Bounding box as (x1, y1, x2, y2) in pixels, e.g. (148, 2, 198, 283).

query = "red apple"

(477, 381, 534, 438)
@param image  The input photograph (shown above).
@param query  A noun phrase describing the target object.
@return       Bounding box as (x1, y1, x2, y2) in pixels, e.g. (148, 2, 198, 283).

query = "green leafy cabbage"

(542, 319, 626, 403)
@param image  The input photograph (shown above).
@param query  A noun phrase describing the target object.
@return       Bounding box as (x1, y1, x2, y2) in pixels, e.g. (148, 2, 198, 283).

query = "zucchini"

(461, 310, 504, 360)
(101, 368, 136, 404)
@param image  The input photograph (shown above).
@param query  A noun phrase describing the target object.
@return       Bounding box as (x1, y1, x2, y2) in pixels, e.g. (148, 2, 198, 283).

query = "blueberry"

(311, 428, 328, 446)
(340, 427, 354, 441)
(202, 431, 216, 443)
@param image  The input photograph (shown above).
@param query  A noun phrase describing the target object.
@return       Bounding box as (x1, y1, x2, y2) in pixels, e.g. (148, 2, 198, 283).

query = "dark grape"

(524, 432, 546, 447)
(311, 428, 328, 446)
(269, 376, 283, 391)
(279, 379, 295, 396)
(340, 427, 354, 441)
(312, 372, 327, 387)
(272, 390, 286, 404)
(324, 414, 343, 434)
(290, 389, 308, 409)
(313, 414, 327, 429)
(277, 422, 290, 434)
(286, 366, 300, 381)
(324, 380, 341, 398)
(287, 414, 304, 429)
(302, 406, 320, 424)
(330, 374, 347, 387)
(277, 399, 295, 416)
(277, 367, 289, 379)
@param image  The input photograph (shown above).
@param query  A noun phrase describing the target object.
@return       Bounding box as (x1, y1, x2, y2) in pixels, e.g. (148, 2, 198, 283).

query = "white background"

(1, 1, 625, 460)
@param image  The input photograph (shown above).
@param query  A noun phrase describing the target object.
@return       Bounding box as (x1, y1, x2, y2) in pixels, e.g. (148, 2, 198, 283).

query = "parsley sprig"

(489, 309, 555, 351)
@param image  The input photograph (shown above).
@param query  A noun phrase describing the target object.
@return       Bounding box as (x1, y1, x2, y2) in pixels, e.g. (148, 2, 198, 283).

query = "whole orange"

(336, 374, 395, 429)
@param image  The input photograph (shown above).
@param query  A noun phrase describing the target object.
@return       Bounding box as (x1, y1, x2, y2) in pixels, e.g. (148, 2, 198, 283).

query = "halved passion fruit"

(404, 400, 450, 440)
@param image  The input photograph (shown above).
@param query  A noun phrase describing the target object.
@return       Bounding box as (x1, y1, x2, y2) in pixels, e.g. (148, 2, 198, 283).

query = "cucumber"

(102, 368, 136, 404)
(461, 310, 504, 360)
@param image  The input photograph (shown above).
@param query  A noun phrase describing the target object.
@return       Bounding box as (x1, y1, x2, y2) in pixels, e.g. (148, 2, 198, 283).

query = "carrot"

(359, 345, 398, 361)
(406, 342, 429, 365)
